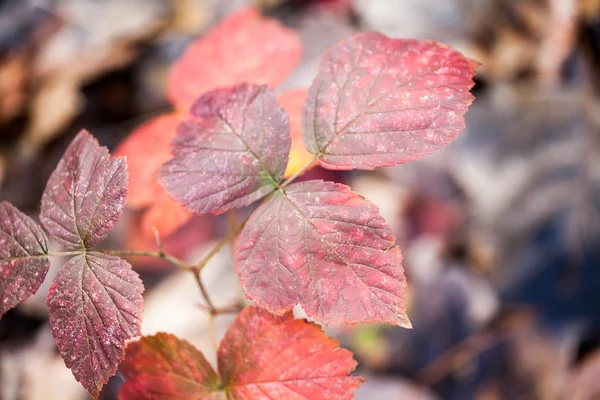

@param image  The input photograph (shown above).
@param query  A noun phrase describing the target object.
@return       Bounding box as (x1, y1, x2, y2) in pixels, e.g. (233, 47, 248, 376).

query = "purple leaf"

(235, 180, 410, 326)
(47, 252, 144, 398)
(160, 83, 291, 215)
(0, 201, 50, 317)
(40, 130, 128, 249)
(303, 32, 477, 170)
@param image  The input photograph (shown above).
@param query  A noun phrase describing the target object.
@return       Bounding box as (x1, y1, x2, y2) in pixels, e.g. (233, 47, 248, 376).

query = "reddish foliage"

(167, 8, 302, 109)
(303, 32, 477, 170)
(235, 180, 410, 326)
(160, 83, 290, 214)
(38, 130, 145, 397)
(40, 130, 128, 249)
(114, 113, 180, 209)
(117, 8, 303, 236)
(219, 306, 364, 399)
(119, 306, 363, 399)
(119, 333, 219, 399)
(140, 192, 194, 239)
(0, 201, 50, 317)
(114, 114, 195, 240)
(48, 253, 144, 398)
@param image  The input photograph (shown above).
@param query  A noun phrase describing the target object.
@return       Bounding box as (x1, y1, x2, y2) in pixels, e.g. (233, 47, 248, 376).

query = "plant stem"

(193, 267, 217, 312)
(280, 155, 318, 189)
(96, 249, 192, 271)
(194, 215, 249, 272)
(46, 250, 87, 258)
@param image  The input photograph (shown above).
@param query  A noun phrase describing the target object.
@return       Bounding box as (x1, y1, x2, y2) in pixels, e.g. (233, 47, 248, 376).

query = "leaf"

(40, 130, 128, 249)
(119, 306, 363, 400)
(235, 180, 410, 326)
(47, 252, 144, 398)
(167, 8, 301, 109)
(114, 113, 180, 209)
(0, 201, 50, 317)
(278, 89, 318, 178)
(140, 192, 194, 239)
(218, 306, 364, 399)
(119, 333, 221, 399)
(160, 83, 291, 215)
(303, 32, 477, 170)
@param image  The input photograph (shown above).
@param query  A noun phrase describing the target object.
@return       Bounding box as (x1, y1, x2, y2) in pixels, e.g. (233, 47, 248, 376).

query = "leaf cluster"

(0, 8, 476, 399)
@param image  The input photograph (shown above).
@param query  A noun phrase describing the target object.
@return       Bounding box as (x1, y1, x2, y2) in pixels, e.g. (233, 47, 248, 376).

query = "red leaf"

(0, 201, 50, 317)
(140, 192, 194, 239)
(119, 333, 220, 399)
(278, 89, 318, 178)
(218, 306, 364, 399)
(235, 180, 410, 326)
(119, 306, 363, 400)
(303, 32, 477, 170)
(114, 113, 180, 209)
(160, 83, 290, 215)
(167, 8, 301, 109)
(47, 252, 144, 398)
(40, 130, 128, 249)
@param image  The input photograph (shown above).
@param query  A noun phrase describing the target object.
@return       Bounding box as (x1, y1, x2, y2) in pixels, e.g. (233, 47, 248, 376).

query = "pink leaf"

(119, 333, 220, 399)
(0, 201, 50, 317)
(160, 83, 290, 215)
(167, 8, 301, 110)
(303, 32, 477, 170)
(40, 130, 128, 249)
(218, 306, 364, 399)
(235, 180, 411, 326)
(47, 252, 144, 398)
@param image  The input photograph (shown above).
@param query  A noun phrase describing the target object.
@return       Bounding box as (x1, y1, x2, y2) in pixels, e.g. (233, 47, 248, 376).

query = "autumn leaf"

(40, 130, 128, 249)
(119, 333, 221, 399)
(219, 306, 364, 399)
(0, 201, 50, 317)
(167, 8, 302, 109)
(114, 113, 180, 209)
(48, 253, 144, 398)
(114, 112, 196, 239)
(303, 32, 477, 170)
(278, 89, 317, 178)
(119, 306, 363, 400)
(40, 130, 144, 397)
(235, 180, 410, 326)
(160, 83, 291, 215)
(140, 192, 194, 239)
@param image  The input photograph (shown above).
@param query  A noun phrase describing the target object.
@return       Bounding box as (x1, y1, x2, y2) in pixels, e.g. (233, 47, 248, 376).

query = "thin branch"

(46, 250, 86, 258)
(194, 215, 250, 272)
(280, 155, 318, 189)
(152, 226, 165, 255)
(193, 268, 217, 312)
(96, 249, 193, 271)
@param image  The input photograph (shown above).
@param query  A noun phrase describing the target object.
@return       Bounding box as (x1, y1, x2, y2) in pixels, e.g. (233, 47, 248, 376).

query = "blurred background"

(1, 0, 600, 399)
